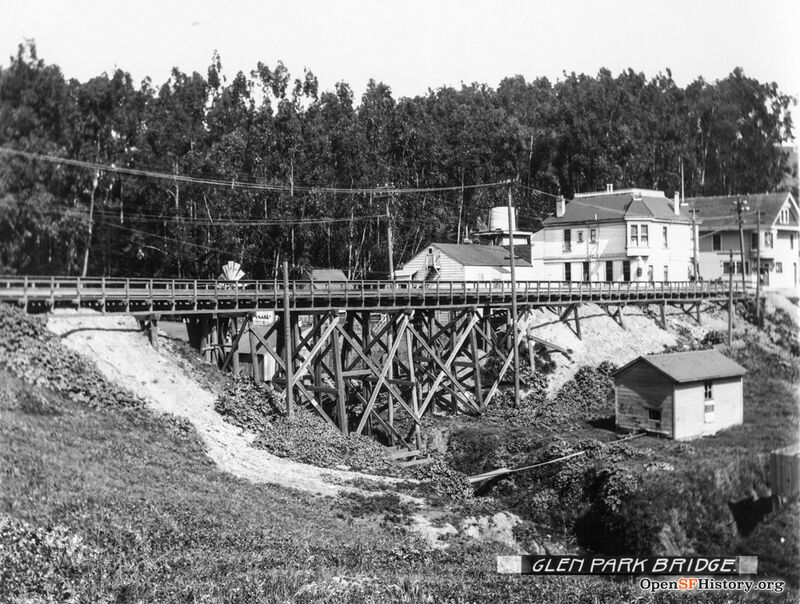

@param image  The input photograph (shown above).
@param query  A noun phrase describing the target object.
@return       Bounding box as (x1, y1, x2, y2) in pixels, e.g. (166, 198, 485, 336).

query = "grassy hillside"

(1, 303, 797, 602)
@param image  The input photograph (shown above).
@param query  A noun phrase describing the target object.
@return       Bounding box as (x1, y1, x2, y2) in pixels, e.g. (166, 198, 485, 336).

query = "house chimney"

(556, 195, 566, 218)
(673, 191, 680, 215)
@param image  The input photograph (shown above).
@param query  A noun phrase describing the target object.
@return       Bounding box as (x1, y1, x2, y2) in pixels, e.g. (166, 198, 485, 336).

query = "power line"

(0, 146, 508, 196)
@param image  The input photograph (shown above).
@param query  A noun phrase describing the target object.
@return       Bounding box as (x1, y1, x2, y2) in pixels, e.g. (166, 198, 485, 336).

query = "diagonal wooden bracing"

(212, 305, 527, 452)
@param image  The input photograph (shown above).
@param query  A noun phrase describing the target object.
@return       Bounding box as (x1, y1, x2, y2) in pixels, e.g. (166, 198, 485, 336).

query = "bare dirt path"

(47, 311, 396, 497)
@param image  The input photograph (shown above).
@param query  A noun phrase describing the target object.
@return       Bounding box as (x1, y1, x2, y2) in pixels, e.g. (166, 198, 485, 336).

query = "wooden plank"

(331, 321, 349, 435)
(526, 332, 571, 357)
(396, 457, 432, 468)
(354, 315, 410, 434)
(290, 316, 339, 387)
(407, 324, 479, 412)
(416, 313, 480, 417)
(336, 320, 418, 422)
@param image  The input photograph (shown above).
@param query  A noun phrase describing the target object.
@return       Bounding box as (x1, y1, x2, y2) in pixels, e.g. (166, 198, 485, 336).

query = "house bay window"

(630, 224, 649, 247)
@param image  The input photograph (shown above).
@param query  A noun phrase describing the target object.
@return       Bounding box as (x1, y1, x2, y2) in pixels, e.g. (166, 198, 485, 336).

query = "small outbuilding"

(612, 350, 746, 440)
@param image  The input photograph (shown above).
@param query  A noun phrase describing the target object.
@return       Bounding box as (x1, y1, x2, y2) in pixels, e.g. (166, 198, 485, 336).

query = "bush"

(252, 408, 397, 475)
(0, 303, 145, 411)
(214, 378, 283, 433)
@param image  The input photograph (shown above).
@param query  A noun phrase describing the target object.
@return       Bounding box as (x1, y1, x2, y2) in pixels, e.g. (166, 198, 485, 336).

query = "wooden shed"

(612, 350, 746, 440)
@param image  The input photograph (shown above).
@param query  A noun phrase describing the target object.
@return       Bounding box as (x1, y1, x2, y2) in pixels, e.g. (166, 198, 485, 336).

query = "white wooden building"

(688, 192, 799, 289)
(394, 243, 537, 281)
(530, 188, 696, 282)
(612, 350, 746, 440)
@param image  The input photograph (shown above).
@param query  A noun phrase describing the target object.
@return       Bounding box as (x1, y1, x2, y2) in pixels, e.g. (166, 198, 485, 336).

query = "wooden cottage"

(394, 243, 537, 281)
(612, 350, 746, 440)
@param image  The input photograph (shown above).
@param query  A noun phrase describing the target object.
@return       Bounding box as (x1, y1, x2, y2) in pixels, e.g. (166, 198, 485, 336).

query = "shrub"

(0, 303, 145, 411)
(252, 408, 397, 475)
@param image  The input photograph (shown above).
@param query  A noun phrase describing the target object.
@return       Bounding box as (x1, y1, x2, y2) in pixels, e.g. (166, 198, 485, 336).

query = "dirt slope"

(521, 302, 731, 392)
(47, 311, 393, 497)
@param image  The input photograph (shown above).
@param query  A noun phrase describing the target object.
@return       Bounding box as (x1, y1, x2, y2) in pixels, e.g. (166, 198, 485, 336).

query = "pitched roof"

(304, 268, 348, 281)
(687, 192, 795, 230)
(613, 350, 746, 383)
(543, 191, 692, 225)
(431, 243, 532, 267)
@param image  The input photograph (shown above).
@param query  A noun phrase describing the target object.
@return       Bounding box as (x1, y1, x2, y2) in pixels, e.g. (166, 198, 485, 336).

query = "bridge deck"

(1, 276, 747, 315)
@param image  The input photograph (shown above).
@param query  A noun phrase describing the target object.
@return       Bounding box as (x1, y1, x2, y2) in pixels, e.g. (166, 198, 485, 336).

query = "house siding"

(672, 377, 743, 440)
(615, 363, 674, 437)
(539, 214, 694, 282)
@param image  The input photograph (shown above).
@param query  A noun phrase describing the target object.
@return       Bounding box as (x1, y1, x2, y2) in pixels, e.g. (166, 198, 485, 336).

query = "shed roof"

(687, 192, 795, 230)
(544, 192, 692, 226)
(612, 350, 746, 383)
(430, 243, 532, 267)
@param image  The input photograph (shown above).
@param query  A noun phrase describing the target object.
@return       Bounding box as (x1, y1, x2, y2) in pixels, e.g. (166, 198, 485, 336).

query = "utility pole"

(727, 249, 734, 345)
(282, 260, 294, 419)
(506, 181, 520, 406)
(731, 196, 750, 294)
(690, 207, 700, 281)
(755, 208, 763, 326)
(386, 196, 395, 280)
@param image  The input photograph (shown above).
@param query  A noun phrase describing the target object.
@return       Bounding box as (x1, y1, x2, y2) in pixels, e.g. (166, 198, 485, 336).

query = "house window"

(630, 225, 639, 246)
(590, 229, 597, 244)
(663, 266, 669, 282)
(662, 226, 668, 248)
(648, 409, 661, 421)
(764, 232, 774, 248)
(723, 262, 744, 274)
(712, 234, 722, 251)
(563, 229, 572, 252)
(582, 262, 590, 281)
(750, 232, 758, 250)
(564, 262, 572, 281)
(791, 234, 795, 250)
(647, 265, 654, 282)
(641, 225, 649, 246)
(776, 262, 783, 273)
(605, 260, 613, 281)
(577, 231, 584, 243)
(704, 400, 715, 423)
(704, 380, 713, 401)
(780, 207, 790, 224)
(622, 261, 631, 282)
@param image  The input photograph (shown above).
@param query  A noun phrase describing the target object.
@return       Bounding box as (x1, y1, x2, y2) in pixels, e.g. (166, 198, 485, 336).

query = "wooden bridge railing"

(0, 275, 750, 313)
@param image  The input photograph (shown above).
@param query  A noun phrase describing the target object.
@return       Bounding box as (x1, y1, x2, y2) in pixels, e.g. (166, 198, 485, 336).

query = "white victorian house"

(530, 187, 696, 282)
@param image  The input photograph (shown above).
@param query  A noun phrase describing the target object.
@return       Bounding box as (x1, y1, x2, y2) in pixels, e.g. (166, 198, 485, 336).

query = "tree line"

(0, 42, 794, 279)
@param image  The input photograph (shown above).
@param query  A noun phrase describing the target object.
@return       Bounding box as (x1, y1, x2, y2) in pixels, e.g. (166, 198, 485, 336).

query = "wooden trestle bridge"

(1, 276, 748, 452)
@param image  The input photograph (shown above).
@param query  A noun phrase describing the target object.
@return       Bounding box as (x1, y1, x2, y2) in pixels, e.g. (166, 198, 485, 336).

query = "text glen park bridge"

(2, 276, 748, 452)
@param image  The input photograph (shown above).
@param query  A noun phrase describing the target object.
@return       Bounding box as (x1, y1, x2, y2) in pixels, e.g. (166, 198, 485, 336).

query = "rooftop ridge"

(573, 188, 667, 199)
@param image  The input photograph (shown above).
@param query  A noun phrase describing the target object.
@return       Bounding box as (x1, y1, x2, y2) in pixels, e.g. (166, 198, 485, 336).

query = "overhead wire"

(0, 146, 509, 195)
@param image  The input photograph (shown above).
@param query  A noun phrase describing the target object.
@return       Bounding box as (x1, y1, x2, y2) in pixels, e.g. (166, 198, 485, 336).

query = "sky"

(1, 0, 798, 110)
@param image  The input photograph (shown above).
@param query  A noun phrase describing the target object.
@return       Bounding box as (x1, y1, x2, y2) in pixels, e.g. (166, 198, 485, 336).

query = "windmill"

(219, 261, 245, 281)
